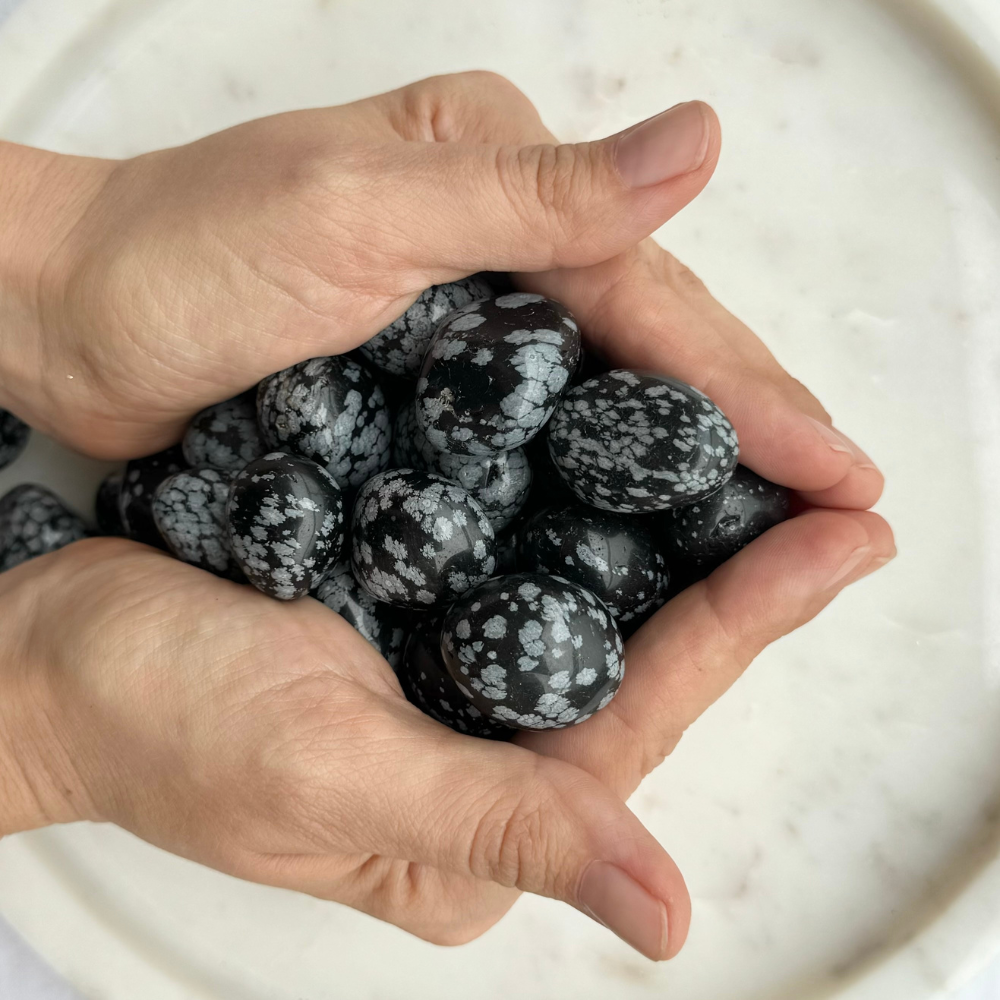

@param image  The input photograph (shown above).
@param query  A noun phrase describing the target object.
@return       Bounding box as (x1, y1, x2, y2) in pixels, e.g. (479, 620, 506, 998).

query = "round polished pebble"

(119, 445, 187, 550)
(415, 293, 581, 457)
(398, 617, 512, 740)
(393, 400, 531, 530)
(519, 504, 669, 624)
(661, 464, 790, 577)
(359, 275, 494, 379)
(153, 467, 243, 581)
(227, 452, 344, 600)
(0, 484, 87, 572)
(257, 356, 392, 489)
(313, 560, 409, 670)
(441, 573, 624, 731)
(182, 391, 265, 472)
(95, 471, 126, 536)
(547, 370, 739, 513)
(0, 410, 30, 472)
(351, 469, 496, 609)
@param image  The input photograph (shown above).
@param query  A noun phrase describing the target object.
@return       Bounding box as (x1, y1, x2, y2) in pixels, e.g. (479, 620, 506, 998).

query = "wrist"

(0, 569, 93, 835)
(0, 141, 116, 419)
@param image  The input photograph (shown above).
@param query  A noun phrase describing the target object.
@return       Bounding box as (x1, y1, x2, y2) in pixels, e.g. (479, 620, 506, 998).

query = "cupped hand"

(3, 494, 893, 961)
(12, 71, 880, 511)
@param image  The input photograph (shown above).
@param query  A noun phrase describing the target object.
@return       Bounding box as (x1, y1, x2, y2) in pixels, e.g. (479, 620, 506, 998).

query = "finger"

(519, 508, 895, 799)
(517, 251, 884, 509)
(343, 100, 720, 280)
(268, 700, 691, 960)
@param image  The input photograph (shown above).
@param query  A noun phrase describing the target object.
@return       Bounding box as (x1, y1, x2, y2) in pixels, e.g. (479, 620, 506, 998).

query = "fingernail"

(578, 860, 669, 961)
(807, 417, 877, 469)
(614, 102, 710, 188)
(826, 544, 873, 589)
(858, 550, 897, 580)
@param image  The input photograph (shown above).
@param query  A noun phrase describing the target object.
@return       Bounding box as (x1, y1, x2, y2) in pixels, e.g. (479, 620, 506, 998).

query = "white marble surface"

(1, 0, 1000, 998)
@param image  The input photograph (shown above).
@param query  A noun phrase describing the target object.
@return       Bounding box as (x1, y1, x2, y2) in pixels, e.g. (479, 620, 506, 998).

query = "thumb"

(388, 101, 719, 277)
(317, 710, 691, 961)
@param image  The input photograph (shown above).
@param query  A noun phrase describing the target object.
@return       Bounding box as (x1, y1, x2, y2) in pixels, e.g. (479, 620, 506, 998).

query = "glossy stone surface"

(182, 391, 264, 472)
(257, 355, 392, 489)
(415, 293, 581, 457)
(547, 370, 739, 513)
(393, 400, 532, 530)
(95, 471, 126, 536)
(661, 464, 790, 577)
(0, 410, 30, 472)
(313, 560, 409, 670)
(153, 467, 244, 581)
(359, 275, 494, 379)
(519, 503, 669, 625)
(441, 573, 624, 730)
(119, 445, 187, 550)
(227, 452, 344, 600)
(398, 617, 512, 740)
(0, 484, 87, 572)
(351, 469, 496, 609)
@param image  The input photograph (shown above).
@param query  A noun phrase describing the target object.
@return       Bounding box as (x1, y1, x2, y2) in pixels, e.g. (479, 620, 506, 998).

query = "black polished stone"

(547, 370, 739, 513)
(441, 573, 624, 731)
(415, 293, 581, 457)
(227, 451, 344, 600)
(0, 484, 87, 572)
(350, 469, 496, 610)
(119, 445, 187, 550)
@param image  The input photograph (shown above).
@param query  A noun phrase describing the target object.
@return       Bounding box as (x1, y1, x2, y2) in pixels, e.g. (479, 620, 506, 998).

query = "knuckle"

(662, 251, 709, 296)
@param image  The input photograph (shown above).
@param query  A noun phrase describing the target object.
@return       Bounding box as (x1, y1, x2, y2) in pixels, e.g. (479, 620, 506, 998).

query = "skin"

(0, 72, 894, 960)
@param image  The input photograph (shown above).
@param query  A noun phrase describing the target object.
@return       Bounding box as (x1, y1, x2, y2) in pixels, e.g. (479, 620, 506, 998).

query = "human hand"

(1, 494, 892, 962)
(2, 71, 879, 515)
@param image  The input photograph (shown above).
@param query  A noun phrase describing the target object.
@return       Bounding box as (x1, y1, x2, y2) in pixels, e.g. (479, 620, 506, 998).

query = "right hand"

(1, 505, 893, 961)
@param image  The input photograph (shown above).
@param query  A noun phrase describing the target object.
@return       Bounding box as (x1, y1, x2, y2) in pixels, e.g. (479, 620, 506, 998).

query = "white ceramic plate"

(1, 1, 999, 997)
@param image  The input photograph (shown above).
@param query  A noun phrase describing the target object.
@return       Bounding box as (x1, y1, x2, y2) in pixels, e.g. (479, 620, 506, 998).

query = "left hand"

(4, 71, 879, 514)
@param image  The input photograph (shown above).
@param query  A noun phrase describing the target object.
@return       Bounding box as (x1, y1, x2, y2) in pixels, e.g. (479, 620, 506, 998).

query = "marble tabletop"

(1, 0, 1000, 998)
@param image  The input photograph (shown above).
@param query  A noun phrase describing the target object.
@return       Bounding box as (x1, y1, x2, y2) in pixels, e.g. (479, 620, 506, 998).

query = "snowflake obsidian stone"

(350, 469, 496, 609)
(119, 445, 187, 550)
(153, 467, 243, 581)
(95, 471, 126, 536)
(0, 410, 30, 472)
(0, 484, 87, 572)
(359, 275, 494, 379)
(441, 572, 625, 731)
(257, 356, 391, 489)
(518, 503, 669, 625)
(414, 293, 581, 457)
(393, 400, 531, 530)
(227, 452, 344, 600)
(313, 560, 409, 670)
(183, 391, 265, 472)
(661, 464, 790, 577)
(547, 370, 739, 513)
(398, 617, 512, 740)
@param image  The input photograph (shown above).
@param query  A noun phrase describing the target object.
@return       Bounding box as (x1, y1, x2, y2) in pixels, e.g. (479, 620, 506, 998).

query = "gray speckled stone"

(313, 560, 409, 670)
(518, 503, 669, 624)
(183, 391, 265, 472)
(359, 275, 494, 379)
(398, 617, 512, 740)
(227, 452, 344, 601)
(393, 400, 532, 530)
(0, 484, 87, 572)
(547, 370, 739, 513)
(414, 293, 581, 457)
(119, 446, 187, 550)
(351, 469, 496, 609)
(661, 464, 790, 577)
(0, 410, 30, 472)
(153, 467, 244, 581)
(441, 573, 624, 731)
(257, 356, 392, 489)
